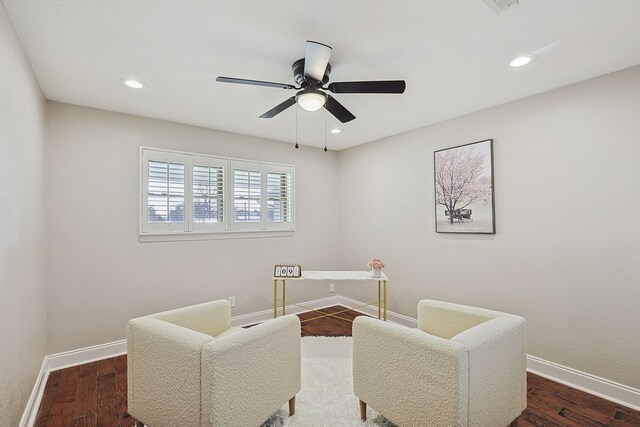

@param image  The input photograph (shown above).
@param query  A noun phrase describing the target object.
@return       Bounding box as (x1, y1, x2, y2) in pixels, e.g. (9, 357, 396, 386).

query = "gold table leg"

(377, 281, 381, 319)
(383, 280, 387, 321)
(282, 280, 286, 316)
(274, 276, 387, 321)
(273, 279, 277, 318)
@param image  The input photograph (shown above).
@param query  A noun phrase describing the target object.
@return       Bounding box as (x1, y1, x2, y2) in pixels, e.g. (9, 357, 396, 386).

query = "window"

(193, 165, 223, 224)
(140, 148, 294, 238)
(148, 161, 185, 223)
(266, 165, 293, 229)
(232, 162, 262, 226)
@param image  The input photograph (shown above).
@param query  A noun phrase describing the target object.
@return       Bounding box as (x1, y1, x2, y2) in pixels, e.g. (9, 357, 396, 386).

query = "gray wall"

(337, 66, 640, 388)
(0, 1, 47, 425)
(45, 102, 340, 353)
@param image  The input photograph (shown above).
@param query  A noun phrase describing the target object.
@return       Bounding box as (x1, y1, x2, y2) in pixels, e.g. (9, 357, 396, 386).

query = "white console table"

(272, 270, 388, 323)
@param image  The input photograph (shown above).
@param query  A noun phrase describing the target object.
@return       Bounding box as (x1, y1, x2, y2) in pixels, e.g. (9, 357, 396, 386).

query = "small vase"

(371, 268, 382, 278)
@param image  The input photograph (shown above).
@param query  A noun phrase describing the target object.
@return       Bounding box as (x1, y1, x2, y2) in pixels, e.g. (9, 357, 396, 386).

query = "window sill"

(139, 229, 295, 243)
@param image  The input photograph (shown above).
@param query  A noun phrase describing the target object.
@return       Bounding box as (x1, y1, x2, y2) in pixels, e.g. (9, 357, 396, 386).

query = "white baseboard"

(336, 295, 418, 327)
(20, 295, 640, 426)
(18, 359, 48, 427)
(526, 355, 640, 411)
(19, 340, 128, 427)
(230, 294, 418, 328)
(46, 340, 127, 372)
(230, 295, 344, 327)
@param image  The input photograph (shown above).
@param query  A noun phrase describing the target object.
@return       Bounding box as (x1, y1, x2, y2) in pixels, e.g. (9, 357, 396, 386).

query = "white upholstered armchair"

(353, 299, 526, 427)
(127, 300, 301, 427)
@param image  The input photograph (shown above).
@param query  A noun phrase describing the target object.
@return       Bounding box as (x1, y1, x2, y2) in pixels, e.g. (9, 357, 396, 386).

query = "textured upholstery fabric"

(353, 318, 469, 427)
(452, 316, 527, 427)
(127, 318, 212, 426)
(202, 315, 301, 427)
(145, 299, 231, 337)
(417, 299, 494, 339)
(215, 325, 245, 339)
(127, 300, 301, 427)
(353, 299, 526, 427)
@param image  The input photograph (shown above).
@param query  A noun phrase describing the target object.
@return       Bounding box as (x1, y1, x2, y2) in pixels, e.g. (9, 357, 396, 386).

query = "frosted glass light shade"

(297, 90, 327, 111)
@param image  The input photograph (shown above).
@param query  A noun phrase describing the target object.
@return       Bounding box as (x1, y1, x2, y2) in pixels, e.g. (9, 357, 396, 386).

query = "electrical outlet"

(329, 283, 335, 293)
(228, 296, 236, 308)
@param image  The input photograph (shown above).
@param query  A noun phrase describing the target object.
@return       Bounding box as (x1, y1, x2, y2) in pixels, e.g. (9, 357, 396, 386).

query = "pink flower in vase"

(367, 258, 386, 271)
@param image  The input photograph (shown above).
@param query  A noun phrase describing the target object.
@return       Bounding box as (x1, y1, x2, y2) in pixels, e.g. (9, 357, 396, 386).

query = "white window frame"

(140, 147, 295, 241)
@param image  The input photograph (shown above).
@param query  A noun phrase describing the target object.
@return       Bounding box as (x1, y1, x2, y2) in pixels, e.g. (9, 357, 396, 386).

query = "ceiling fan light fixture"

(296, 89, 327, 112)
(218, 41, 405, 123)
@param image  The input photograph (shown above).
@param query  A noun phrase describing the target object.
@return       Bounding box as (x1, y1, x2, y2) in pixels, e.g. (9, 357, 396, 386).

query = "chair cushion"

(418, 300, 496, 339)
(146, 300, 231, 337)
(215, 326, 246, 339)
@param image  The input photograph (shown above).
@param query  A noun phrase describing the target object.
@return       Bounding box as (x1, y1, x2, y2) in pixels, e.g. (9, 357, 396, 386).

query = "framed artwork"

(434, 139, 495, 234)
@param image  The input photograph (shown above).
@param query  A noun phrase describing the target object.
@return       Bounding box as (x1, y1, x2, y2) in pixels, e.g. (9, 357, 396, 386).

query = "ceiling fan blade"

(216, 76, 295, 90)
(304, 41, 332, 82)
(324, 95, 356, 123)
(328, 80, 406, 94)
(259, 96, 297, 119)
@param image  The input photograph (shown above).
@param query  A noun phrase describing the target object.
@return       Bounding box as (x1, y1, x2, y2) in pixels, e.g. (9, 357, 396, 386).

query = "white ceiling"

(5, 0, 640, 150)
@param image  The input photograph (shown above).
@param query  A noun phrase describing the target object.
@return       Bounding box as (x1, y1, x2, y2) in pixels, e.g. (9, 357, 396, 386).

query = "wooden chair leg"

(289, 395, 296, 416)
(359, 399, 367, 421)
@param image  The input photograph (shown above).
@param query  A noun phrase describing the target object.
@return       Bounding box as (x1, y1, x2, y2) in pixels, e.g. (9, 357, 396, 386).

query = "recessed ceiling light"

(122, 78, 146, 89)
(330, 128, 342, 134)
(510, 55, 534, 68)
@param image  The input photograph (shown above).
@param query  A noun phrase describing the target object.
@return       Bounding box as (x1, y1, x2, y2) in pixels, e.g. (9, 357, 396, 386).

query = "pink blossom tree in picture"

(434, 139, 495, 233)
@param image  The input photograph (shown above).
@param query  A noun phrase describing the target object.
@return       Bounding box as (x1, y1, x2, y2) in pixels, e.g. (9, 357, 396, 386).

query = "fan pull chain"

(324, 111, 328, 152)
(295, 106, 299, 149)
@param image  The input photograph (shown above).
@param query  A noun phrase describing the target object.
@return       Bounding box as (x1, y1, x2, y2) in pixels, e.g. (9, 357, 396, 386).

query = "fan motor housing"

(292, 58, 331, 87)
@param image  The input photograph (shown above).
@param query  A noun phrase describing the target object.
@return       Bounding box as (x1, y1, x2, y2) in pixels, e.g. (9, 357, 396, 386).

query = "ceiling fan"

(216, 41, 406, 123)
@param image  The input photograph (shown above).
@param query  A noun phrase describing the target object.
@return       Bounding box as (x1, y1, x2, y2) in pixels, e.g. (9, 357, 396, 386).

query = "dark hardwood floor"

(34, 305, 640, 426)
(34, 356, 133, 427)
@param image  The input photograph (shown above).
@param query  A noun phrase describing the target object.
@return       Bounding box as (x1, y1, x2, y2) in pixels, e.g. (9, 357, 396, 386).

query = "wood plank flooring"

(35, 356, 135, 427)
(35, 305, 640, 426)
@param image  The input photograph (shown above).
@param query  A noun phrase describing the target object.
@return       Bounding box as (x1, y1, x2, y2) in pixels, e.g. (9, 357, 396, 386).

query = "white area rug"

(261, 336, 396, 427)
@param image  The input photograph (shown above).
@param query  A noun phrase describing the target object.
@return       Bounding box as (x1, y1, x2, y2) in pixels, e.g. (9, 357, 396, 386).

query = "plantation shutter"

(231, 160, 262, 229)
(266, 164, 294, 229)
(192, 156, 227, 232)
(142, 149, 188, 233)
(141, 148, 294, 237)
